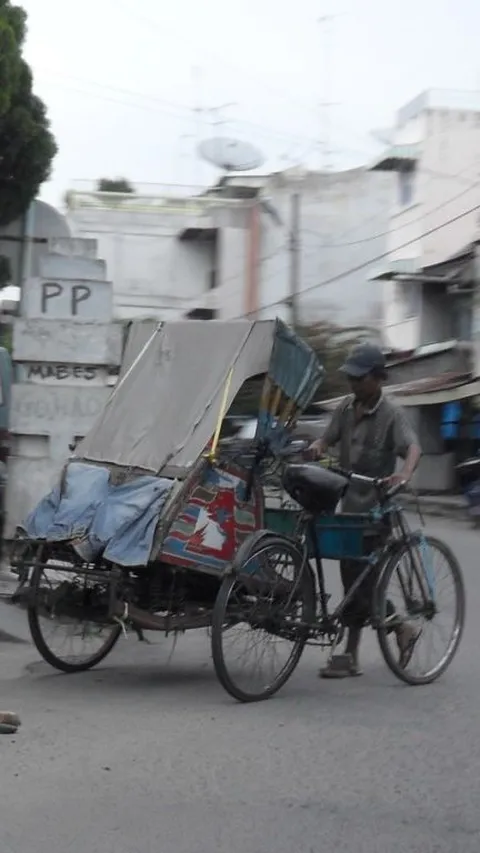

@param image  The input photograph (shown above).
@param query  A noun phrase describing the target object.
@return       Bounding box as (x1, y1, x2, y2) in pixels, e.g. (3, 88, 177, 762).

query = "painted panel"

(160, 462, 264, 575)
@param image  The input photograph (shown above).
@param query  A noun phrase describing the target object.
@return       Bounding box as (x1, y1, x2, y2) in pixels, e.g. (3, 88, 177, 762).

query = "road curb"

(402, 496, 469, 522)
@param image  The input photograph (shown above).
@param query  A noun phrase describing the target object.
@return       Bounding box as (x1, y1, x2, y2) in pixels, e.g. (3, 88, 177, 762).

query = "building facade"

(372, 90, 480, 351)
(66, 167, 392, 326)
(65, 184, 261, 322)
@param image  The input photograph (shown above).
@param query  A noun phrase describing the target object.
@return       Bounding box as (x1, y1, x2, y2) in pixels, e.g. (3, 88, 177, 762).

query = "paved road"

(0, 517, 478, 853)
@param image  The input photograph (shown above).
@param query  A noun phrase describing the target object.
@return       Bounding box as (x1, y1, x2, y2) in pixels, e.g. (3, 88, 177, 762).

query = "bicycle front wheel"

(376, 535, 465, 685)
(212, 533, 315, 703)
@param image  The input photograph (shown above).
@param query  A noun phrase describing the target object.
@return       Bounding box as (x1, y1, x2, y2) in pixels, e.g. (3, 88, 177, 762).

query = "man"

(309, 342, 422, 678)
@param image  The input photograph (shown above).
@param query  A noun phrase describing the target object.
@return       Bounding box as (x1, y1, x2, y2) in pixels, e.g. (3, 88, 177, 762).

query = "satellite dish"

(198, 137, 265, 173)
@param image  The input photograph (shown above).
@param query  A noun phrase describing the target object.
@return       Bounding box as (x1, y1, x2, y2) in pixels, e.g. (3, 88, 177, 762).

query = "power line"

(300, 163, 480, 249)
(229, 196, 480, 319)
(112, 0, 333, 118)
(109, 0, 383, 167)
(38, 72, 322, 150)
(169, 166, 480, 299)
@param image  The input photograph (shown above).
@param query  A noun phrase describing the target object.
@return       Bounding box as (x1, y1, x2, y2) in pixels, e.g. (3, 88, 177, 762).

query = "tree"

(226, 320, 376, 419)
(0, 1, 57, 227)
(97, 177, 135, 194)
(298, 319, 377, 401)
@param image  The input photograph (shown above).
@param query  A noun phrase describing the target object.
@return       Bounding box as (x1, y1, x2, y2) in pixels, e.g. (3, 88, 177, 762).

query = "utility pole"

(289, 192, 301, 328)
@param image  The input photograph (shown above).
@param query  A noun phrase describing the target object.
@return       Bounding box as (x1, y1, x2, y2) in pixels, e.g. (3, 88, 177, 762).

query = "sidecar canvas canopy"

(74, 319, 278, 477)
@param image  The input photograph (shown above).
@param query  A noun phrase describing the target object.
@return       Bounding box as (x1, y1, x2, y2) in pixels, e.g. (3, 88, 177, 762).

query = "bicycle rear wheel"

(376, 534, 465, 685)
(212, 533, 315, 703)
(28, 556, 122, 674)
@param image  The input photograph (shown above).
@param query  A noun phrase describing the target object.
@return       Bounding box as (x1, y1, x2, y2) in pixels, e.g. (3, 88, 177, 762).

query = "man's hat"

(340, 343, 386, 378)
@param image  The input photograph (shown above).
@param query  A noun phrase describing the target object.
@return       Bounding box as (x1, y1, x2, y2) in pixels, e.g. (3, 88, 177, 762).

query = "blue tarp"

(21, 462, 174, 567)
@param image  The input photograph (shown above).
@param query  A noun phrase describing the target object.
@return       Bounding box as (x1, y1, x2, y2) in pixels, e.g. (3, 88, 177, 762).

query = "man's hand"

(308, 438, 325, 460)
(384, 472, 408, 490)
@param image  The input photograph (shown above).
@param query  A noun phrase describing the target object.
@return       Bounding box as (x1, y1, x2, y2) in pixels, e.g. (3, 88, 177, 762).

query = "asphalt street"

(0, 516, 479, 853)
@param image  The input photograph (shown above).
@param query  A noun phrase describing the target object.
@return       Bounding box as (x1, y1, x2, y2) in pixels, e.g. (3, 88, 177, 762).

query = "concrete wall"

(381, 92, 480, 350)
(421, 109, 480, 266)
(215, 225, 249, 319)
(67, 171, 392, 327)
(253, 168, 392, 325)
(398, 404, 455, 492)
(5, 238, 122, 537)
(67, 192, 254, 321)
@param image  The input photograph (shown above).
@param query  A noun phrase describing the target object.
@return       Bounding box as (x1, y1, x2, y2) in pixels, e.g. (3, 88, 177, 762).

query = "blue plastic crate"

(264, 507, 301, 538)
(263, 509, 380, 562)
(309, 513, 377, 561)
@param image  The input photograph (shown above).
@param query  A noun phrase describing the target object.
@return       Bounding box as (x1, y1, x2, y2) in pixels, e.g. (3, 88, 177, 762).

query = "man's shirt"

(323, 393, 419, 512)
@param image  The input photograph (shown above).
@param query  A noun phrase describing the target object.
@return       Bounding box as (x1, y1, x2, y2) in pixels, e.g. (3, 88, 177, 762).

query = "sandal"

(0, 712, 21, 735)
(319, 653, 363, 678)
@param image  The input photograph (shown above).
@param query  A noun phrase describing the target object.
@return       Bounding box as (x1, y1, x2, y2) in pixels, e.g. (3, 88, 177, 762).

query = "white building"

(66, 167, 392, 326)
(372, 90, 480, 350)
(65, 184, 252, 321)
(221, 167, 392, 326)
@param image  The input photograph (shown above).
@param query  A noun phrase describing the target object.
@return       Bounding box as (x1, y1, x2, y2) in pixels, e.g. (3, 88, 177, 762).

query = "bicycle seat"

(283, 464, 348, 514)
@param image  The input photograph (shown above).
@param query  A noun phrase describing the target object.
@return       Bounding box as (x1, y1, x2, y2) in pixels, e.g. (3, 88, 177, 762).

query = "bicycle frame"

(295, 495, 434, 637)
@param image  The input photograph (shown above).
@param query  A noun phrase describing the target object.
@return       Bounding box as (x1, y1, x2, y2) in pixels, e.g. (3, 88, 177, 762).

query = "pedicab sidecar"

(10, 318, 324, 672)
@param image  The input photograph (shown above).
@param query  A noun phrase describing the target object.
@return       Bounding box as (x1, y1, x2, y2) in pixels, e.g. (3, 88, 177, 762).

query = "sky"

(19, 0, 480, 209)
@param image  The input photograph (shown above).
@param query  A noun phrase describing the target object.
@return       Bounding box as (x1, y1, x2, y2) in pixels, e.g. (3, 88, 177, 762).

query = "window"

(451, 297, 473, 341)
(398, 167, 415, 207)
(394, 280, 420, 320)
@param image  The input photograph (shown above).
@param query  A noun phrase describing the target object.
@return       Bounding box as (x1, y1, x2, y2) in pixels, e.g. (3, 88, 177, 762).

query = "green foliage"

(228, 320, 375, 417)
(0, 321, 12, 352)
(297, 320, 375, 401)
(0, 254, 11, 287)
(97, 177, 135, 193)
(0, 1, 57, 226)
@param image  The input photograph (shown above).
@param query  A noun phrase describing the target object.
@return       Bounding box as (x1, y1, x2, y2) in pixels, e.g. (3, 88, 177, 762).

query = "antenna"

(205, 102, 237, 136)
(317, 11, 342, 172)
(178, 133, 194, 189)
(191, 65, 204, 185)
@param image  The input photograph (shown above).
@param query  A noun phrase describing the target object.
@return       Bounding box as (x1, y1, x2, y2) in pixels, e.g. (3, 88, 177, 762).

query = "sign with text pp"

(22, 277, 112, 322)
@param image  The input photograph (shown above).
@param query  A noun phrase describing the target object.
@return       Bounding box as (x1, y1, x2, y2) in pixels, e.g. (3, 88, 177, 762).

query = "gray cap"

(340, 343, 386, 378)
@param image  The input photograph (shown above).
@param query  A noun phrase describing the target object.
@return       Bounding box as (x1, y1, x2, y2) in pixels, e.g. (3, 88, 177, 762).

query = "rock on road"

(0, 518, 478, 853)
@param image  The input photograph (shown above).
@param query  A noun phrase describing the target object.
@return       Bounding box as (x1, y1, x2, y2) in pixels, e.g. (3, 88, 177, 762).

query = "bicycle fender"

(224, 529, 305, 578)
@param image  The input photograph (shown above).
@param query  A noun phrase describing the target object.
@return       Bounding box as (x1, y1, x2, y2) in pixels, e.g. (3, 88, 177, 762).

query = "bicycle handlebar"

(326, 464, 406, 501)
(276, 440, 406, 501)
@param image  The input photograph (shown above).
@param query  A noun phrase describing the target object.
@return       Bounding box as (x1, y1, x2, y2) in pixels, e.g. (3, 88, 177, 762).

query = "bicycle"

(211, 443, 466, 702)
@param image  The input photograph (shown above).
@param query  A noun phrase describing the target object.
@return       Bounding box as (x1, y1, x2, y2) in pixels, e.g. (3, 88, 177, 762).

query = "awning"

(369, 144, 420, 172)
(395, 377, 480, 406)
(177, 226, 218, 242)
(369, 257, 420, 282)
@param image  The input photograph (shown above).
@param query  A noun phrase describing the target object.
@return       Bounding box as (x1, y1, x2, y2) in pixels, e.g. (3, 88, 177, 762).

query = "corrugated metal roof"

(421, 243, 475, 280)
(392, 371, 471, 397)
(315, 371, 474, 411)
(386, 340, 459, 366)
